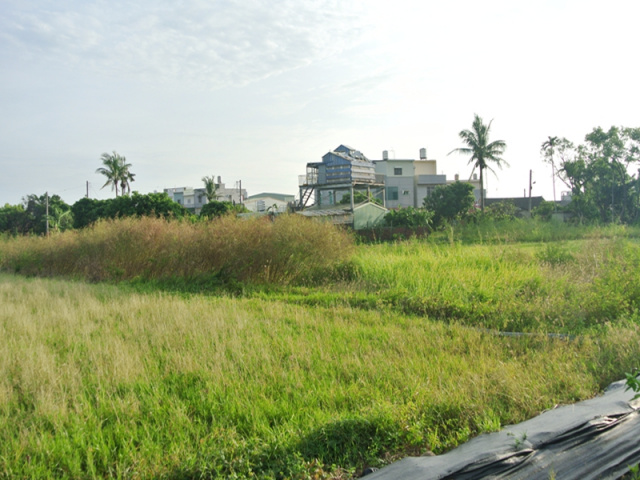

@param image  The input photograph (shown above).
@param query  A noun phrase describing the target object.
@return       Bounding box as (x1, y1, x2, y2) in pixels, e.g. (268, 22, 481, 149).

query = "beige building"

(374, 148, 446, 209)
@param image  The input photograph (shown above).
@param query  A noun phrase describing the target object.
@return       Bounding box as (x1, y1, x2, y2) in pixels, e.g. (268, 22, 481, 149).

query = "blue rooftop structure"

(299, 145, 383, 208)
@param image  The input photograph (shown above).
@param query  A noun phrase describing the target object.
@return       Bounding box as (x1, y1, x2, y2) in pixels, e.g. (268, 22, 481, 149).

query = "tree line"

(541, 126, 640, 223)
(0, 153, 247, 235)
(387, 119, 640, 229)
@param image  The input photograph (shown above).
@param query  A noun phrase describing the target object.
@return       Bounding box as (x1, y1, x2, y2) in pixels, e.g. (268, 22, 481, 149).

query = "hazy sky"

(2, 0, 640, 206)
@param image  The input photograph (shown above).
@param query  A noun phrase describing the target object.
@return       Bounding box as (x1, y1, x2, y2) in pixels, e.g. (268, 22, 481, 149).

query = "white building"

(373, 148, 446, 209)
(163, 177, 247, 214)
(244, 193, 295, 213)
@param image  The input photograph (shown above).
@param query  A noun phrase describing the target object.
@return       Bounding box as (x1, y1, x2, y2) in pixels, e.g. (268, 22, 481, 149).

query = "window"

(394, 167, 403, 176)
(387, 186, 399, 201)
(403, 190, 410, 196)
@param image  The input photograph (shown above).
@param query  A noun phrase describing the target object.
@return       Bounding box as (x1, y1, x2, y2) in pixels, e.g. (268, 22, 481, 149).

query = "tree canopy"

(0, 194, 72, 235)
(201, 175, 220, 202)
(552, 126, 640, 223)
(199, 201, 248, 219)
(96, 152, 135, 197)
(423, 182, 475, 227)
(71, 192, 189, 229)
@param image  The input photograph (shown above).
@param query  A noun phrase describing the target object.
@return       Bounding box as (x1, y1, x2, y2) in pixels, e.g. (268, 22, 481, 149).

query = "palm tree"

(118, 157, 135, 196)
(96, 152, 134, 197)
(449, 114, 508, 210)
(96, 152, 120, 196)
(541, 136, 559, 205)
(201, 175, 219, 202)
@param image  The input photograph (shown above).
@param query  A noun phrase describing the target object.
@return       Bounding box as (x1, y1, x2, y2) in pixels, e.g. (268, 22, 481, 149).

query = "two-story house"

(373, 148, 447, 209)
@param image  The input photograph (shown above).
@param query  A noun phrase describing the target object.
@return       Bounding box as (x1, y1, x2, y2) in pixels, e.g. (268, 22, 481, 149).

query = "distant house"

(244, 193, 295, 213)
(299, 144, 491, 211)
(373, 148, 446, 208)
(298, 145, 384, 208)
(163, 176, 247, 214)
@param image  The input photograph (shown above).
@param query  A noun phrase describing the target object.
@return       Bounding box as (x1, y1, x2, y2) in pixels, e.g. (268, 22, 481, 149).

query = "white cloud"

(1, 0, 366, 89)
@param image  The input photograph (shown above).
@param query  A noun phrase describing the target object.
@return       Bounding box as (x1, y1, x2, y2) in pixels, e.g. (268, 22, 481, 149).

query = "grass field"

(1, 217, 640, 478)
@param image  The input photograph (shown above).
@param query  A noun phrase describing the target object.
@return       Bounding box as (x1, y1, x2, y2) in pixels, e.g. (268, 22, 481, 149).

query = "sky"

(2, 0, 640, 206)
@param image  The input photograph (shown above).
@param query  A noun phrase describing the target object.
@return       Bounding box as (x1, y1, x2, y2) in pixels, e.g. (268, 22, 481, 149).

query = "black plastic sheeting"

(369, 379, 640, 480)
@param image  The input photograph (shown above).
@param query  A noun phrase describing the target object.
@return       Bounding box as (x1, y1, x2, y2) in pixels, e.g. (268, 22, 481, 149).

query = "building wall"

(375, 159, 444, 208)
(164, 180, 247, 214)
(244, 194, 294, 213)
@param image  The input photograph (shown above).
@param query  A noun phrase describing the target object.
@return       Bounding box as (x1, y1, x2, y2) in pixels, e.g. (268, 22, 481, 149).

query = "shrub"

(532, 200, 557, 221)
(484, 201, 519, 221)
(200, 201, 248, 218)
(423, 182, 475, 227)
(384, 207, 433, 229)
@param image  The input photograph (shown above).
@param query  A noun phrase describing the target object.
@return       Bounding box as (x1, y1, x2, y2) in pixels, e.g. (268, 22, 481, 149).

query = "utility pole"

(45, 191, 49, 237)
(528, 170, 533, 213)
(86, 181, 89, 198)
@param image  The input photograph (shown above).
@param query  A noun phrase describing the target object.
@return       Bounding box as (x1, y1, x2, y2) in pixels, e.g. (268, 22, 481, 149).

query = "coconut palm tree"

(117, 157, 135, 196)
(96, 152, 135, 197)
(96, 152, 121, 197)
(201, 175, 219, 202)
(449, 114, 508, 210)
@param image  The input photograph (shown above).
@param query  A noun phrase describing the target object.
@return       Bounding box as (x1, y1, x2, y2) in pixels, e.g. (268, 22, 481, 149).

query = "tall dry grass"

(0, 214, 354, 285)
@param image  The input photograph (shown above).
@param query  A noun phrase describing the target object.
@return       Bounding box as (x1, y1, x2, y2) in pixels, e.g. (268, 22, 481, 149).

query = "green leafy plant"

(384, 207, 433, 228)
(624, 372, 640, 400)
(627, 464, 640, 480)
(507, 431, 528, 451)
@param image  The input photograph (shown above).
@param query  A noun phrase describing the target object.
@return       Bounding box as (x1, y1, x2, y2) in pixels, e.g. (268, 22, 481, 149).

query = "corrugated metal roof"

(246, 193, 295, 202)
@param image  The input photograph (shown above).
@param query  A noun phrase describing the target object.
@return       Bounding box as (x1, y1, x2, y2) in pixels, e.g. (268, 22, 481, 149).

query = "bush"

(384, 207, 433, 229)
(532, 200, 557, 221)
(423, 182, 475, 227)
(484, 201, 519, 221)
(199, 201, 248, 218)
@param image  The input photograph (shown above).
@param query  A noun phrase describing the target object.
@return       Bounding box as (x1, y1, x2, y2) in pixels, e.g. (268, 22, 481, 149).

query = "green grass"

(259, 236, 640, 334)
(426, 217, 640, 245)
(1, 274, 638, 478)
(2, 217, 640, 478)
